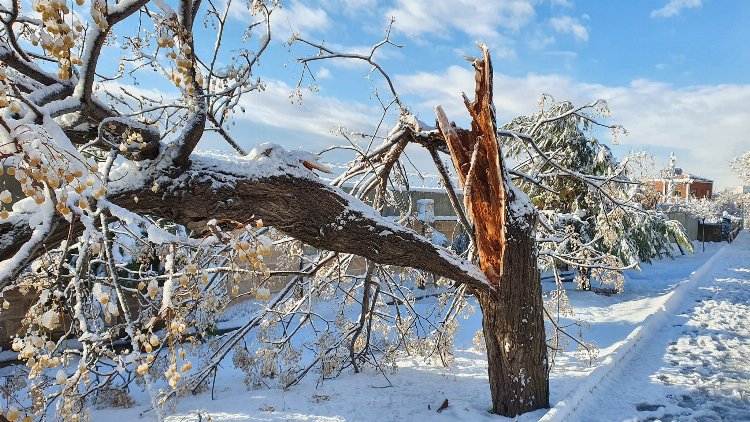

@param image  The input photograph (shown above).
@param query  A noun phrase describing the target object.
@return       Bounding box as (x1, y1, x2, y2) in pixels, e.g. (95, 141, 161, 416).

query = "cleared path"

(570, 231, 750, 421)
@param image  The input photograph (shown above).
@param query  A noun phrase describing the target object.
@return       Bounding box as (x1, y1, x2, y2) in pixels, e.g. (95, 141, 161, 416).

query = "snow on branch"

(1, 148, 489, 289)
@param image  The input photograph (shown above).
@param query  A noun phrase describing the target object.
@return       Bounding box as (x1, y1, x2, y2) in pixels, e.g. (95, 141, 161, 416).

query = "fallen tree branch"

(0, 156, 489, 289)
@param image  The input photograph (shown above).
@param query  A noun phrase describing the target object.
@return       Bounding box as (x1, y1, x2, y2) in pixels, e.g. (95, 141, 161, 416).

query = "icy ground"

(562, 232, 750, 422)
(12, 234, 750, 421)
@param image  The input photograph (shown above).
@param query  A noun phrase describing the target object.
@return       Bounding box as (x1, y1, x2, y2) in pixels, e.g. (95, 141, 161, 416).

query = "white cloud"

(527, 30, 556, 50)
(298, 41, 401, 71)
(235, 79, 379, 142)
(650, 0, 702, 18)
(385, 0, 537, 41)
(317, 0, 377, 15)
(271, 1, 331, 39)
(345, 0, 376, 8)
(549, 15, 589, 42)
(95, 80, 180, 109)
(316, 67, 332, 79)
(395, 67, 750, 188)
(227, 0, 328, 39)
(551, 0, 574, 7)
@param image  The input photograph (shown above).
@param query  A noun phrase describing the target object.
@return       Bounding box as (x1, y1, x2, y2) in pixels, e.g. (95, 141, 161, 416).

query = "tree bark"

(0, 159, 488, 289)
(436, 44, 549, 416)
(474, 216, 549, 415)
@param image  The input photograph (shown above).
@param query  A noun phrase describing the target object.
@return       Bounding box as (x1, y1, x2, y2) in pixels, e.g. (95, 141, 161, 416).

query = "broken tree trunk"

(435, 44, 549, 416)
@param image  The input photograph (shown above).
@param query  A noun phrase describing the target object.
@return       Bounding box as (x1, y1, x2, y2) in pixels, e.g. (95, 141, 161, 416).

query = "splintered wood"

(434, 44, 549, 416)
(435, 44, 507, 286)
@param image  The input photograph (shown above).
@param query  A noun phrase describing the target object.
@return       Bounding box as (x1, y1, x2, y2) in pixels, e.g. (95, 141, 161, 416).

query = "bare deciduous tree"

(0, 0, 673, 419)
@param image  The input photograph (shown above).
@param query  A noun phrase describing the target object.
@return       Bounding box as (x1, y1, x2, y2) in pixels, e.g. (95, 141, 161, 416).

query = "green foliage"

(598, 208, 692, 266)
(503, 100, 617, 216)
(503, 98, 692, 269)
(667, 220, 695, 254)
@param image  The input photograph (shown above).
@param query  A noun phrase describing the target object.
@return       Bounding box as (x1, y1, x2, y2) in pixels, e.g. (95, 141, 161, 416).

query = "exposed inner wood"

(436, 44, 549, 416)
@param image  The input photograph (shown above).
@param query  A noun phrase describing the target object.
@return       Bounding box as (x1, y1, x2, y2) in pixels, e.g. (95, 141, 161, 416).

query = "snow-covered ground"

(7, 234, 750, 421)
(558, 232, 750, 422)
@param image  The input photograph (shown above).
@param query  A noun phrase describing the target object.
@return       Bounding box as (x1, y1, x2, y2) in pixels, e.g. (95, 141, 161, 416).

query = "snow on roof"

(649, 173, 714, 184)
(679, 173, 713, 183)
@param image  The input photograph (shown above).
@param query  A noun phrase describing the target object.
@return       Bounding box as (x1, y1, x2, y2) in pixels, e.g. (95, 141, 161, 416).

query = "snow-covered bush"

(683, 192, 744, 223)
(505, 99, 691, 288)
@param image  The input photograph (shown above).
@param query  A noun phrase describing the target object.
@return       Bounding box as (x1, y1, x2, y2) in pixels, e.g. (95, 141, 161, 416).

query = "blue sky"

(191, 0, 750, 189)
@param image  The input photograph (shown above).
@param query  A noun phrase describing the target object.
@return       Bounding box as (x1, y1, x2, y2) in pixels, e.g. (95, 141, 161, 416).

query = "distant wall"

(697, 223, 722, 242)
(381, 189, 463, 219)
(665, 211, 699, 240)
(665, 211, 743, 243)
(696, 219, 742, 243)
(691, 181, 713, 200)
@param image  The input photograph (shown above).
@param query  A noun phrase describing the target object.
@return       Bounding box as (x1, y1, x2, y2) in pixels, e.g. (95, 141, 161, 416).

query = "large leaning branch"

(0, 158, 489, 289)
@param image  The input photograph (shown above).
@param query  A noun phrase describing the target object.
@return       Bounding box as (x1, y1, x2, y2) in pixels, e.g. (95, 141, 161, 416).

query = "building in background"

(647, 153, 713, 205)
